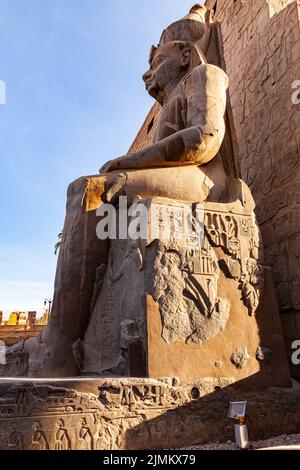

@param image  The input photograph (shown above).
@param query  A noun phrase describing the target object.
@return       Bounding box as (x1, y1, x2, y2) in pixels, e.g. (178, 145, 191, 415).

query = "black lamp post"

(44, 298, 53, 318)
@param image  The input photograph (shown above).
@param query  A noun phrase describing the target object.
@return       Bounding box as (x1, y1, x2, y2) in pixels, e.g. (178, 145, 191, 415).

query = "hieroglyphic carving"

(95, 419, 114, 451)
(102, 283, 116, 361)
(32, 421, 49, 450)
(148, 201, 204, 250)
(146, 200, 236, 344)
(98, 381, 189, 410)
(149, 240, 230, 344)
(8, 424, 24, 450)
(76, 418, 93, 450)
(205, 207, 263, 316)
(0, 377, 299, 451)
(0, 380, 195, 450)
(54, 419, 71, 450)
(149, 420, 168, 448)
(82, 197, 263, 364)
(214, 0, 300, 328)
(149, 200, 263, 342)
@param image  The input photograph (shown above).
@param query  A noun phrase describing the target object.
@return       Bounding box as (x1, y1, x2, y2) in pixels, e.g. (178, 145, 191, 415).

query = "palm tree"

(54, 231, 63, 255)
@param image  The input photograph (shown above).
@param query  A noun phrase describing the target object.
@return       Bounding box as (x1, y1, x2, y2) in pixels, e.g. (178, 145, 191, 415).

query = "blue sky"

(0, 0, 200, 317)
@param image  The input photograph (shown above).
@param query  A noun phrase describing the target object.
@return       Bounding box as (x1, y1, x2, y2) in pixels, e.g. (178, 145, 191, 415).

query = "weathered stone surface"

(0, 378, 299, 451)
(256, 347, 272, 364)
(65, 191, 289, 387)
(207, 0, 300, 378)
(231, 347, 250, 370)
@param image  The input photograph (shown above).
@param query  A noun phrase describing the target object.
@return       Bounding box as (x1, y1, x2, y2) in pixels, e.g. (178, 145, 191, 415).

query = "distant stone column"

(27, 312, 37, 327)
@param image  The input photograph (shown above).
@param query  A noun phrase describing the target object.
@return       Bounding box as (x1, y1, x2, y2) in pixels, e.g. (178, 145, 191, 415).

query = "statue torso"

(153, 87, 187, 143)
(153, 63, 227, 145)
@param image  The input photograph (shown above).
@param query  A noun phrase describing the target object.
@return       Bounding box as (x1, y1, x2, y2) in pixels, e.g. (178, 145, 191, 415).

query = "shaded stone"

(256, 347, 272, 365)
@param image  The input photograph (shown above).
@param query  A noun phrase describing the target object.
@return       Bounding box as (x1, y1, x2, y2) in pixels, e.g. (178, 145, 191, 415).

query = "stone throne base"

(0, 377, 300, 451)
(75, 190, 290, 388)
(0, 185, 294, 450)
(0, 193, 295, 450)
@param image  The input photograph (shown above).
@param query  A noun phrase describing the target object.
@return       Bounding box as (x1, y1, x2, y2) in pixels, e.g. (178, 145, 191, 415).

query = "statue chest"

(153, 93, 187, 143)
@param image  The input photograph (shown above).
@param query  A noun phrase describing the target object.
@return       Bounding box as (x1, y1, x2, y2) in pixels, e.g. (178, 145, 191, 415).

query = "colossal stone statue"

(0, 5, 290, 388)
(0, 5, 296, 451)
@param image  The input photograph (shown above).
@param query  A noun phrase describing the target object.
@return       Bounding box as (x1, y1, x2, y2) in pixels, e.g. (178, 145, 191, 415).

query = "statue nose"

(143, 70, 151, 82)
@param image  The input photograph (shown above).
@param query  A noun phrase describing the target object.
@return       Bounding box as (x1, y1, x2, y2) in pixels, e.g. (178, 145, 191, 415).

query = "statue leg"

(0, 164, 226, 378)
(21, 167, 210, 376)
(24, 176, 109, 377)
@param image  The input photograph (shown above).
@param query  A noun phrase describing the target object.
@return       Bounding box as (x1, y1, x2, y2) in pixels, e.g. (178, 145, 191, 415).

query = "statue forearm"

(102, 126, 219, 172)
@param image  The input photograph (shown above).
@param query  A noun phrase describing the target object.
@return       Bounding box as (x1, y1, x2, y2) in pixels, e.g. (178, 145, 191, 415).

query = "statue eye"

(155, 57, 164, 66)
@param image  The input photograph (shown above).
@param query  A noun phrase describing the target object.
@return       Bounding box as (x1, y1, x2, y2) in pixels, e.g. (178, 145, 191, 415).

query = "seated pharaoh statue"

(2, 5, 282, 387)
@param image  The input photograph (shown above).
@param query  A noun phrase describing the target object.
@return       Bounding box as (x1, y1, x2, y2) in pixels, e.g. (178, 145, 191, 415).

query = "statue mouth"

(145, 81, 154, 90)
(145, 80, 158, 94)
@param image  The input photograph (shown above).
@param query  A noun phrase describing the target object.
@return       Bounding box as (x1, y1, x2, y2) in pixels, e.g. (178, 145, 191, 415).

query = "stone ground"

(181, 434, 300, 450)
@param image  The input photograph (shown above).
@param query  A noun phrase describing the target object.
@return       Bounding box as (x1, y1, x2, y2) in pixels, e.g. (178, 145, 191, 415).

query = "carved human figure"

(121, 386, 137, 407)
(76, 418, 93, 450)
(209, 224, 220, 245)
(8, 425, 23, 450)
(54, 419, 71, 451)
(96, 426, 112, 451)
(1, 6, 230, 377)
(32, 421, 49, 451)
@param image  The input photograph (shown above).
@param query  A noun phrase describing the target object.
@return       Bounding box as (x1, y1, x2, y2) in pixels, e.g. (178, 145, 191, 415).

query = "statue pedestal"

(78, 195, 290, 389)
(0, 377, 299, 450)
(0, 191, 294, 451)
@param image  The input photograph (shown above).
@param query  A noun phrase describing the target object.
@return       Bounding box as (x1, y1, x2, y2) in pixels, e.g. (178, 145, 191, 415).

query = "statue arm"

(100, 125, 211, 172)
(100, 65, 228, 172)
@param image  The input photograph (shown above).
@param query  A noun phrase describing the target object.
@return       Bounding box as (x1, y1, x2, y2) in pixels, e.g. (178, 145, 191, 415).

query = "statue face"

(143, 43, 189, 103)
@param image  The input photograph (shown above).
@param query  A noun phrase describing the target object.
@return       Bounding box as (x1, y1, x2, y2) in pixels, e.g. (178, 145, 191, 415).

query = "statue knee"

(66, 176, 90, 212)
(67, 176, 88, 199)
(194, 131, 223, 165)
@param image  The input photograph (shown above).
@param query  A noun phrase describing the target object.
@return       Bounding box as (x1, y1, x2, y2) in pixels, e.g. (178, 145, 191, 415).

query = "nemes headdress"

(149, 5, 213, 68)
(159, 4, 212, 54)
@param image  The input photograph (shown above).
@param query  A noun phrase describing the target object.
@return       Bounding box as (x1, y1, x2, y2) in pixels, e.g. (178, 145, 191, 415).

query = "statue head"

(143, 41, 206, 104)
(143, 5, 213, 104)
(32, 421, 42, 431)
(57, 419, 65, 429)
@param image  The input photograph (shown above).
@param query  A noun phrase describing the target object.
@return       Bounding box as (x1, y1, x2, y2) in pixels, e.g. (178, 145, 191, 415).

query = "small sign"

(228, 401, 247, 419)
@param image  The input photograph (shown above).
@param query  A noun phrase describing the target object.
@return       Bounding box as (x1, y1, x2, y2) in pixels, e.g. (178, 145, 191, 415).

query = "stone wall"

(212, 0, 300, 377)
(0, 378, 300, 450)
(0, 325, 44, 347)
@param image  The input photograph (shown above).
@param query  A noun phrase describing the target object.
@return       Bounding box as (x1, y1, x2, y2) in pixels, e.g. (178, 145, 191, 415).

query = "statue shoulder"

(182, 64, 229, 107)
(195, 64, 229, 81)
